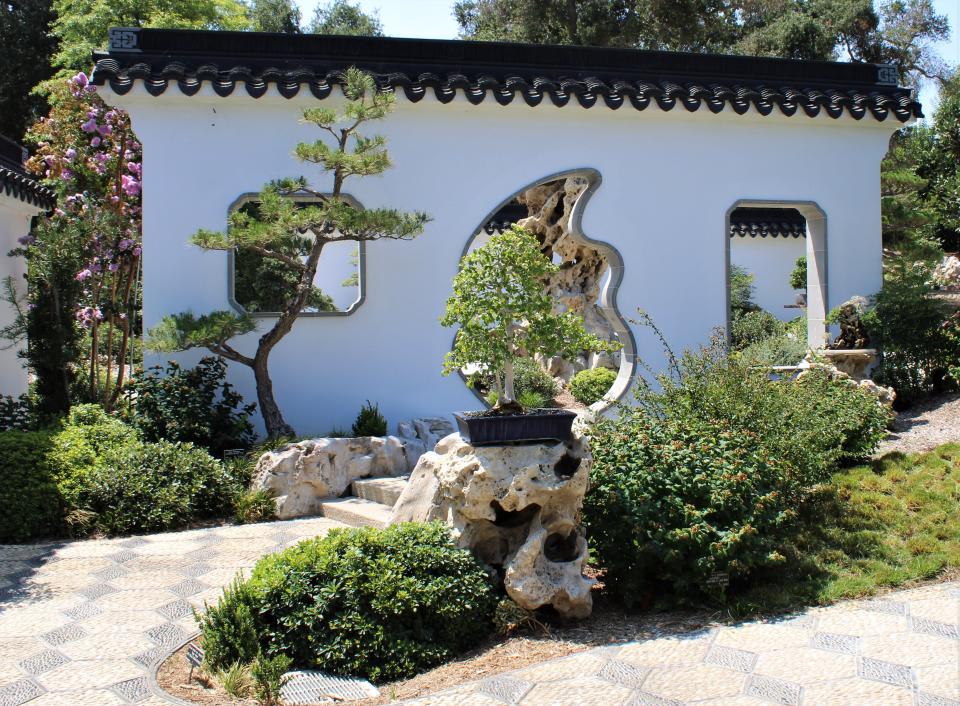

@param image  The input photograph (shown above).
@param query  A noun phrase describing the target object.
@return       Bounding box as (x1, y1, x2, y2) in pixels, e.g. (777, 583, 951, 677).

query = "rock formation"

(515, 177, 618, 379)
(252, 417, 454, 520)
(390, 433, 594, 619)
(828, 295, 871, 350)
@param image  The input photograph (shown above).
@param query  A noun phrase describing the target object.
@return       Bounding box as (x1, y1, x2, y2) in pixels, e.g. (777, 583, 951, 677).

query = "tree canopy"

(454, 0, 949, 89)
(0, 0, 57, 140)
(309, 0, 383, 36)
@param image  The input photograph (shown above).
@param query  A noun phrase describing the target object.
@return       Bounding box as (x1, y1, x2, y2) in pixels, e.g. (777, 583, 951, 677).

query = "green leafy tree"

(50, 0, 253, 74)
(441, 226, 614, 413)
(914, 78, 960, 253)
(308, 0, 383, 36)
(248, 0, 301, 32)
(455, 0, 948, 88)
(148, 68, 428, 438)
(0, 0, 57, 140)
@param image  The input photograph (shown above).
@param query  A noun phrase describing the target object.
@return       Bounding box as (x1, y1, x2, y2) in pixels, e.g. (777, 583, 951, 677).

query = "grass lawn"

(732, 442, 960, 615)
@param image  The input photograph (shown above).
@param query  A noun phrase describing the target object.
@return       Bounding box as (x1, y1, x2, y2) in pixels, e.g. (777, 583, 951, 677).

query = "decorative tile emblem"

(108, 28, 140, 52)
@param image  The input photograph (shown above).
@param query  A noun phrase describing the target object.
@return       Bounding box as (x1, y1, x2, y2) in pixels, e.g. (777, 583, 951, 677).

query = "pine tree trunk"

(253, 349, 294, 439)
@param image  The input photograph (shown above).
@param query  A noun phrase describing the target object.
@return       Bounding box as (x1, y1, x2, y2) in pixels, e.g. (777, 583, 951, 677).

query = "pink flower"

(121, 175, 140, 197)
(72, 73, 88, 89)
(132, 246, 142, 257)
(108, 263, 119, 272)
(81, 119, 97, 133)
(90, 137, 101, 147)
(75, 269, 92, 281)
(118, 238, 133, 251)
(64, 148, 76, 162)
(97, 124, 112, 136)
(61, 169, 74, 180)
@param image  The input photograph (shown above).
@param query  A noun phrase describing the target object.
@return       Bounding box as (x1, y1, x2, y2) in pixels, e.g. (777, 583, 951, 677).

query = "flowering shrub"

(23, 72, 142, 410)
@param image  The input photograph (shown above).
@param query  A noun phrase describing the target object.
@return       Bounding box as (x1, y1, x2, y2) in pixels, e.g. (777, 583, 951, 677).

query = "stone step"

(319, 497, 392, 529)
(351, 476, 409, 506)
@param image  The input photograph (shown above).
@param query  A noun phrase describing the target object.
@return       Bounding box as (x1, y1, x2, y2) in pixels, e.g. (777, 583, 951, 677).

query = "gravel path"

(877, 392, 960, 456)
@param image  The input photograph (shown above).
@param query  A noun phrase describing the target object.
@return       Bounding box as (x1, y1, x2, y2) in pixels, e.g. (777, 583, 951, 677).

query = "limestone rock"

(798, 358, 896, 407)
(931, 255, 960, 289)
(252, 436, 408, 519)
(517, 177, 617, 377)
(390, 432, 594, 619)
(828, 296, 870, 350)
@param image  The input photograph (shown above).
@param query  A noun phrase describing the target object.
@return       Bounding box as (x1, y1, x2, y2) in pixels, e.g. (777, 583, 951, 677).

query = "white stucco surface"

(730, 234, 807, 322)
(104, 86, 898, 436)
(0, 198, 33, 396)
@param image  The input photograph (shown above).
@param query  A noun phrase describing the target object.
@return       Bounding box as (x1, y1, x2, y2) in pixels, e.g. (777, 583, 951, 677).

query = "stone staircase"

(318, 475, 409, 529)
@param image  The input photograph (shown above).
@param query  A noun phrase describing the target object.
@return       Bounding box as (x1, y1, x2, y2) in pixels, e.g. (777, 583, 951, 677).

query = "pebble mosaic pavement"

(399, 581, 960, 706)
(0, 518, 955, 706)
(0, 517, 344, 706)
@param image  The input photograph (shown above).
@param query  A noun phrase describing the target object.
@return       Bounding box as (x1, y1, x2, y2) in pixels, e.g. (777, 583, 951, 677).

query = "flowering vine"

(24, 72, 143, 408)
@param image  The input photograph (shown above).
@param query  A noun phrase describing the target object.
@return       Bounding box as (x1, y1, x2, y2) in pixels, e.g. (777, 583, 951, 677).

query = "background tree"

(309, 0, 383, 35)
(913, 77, 960, 253)
(50, 0, 253, 74)
(249, 0, 301, 33)
(0, 0, 57, 140)
(454, 0, 948, 88)
(148, 68, 428, 438)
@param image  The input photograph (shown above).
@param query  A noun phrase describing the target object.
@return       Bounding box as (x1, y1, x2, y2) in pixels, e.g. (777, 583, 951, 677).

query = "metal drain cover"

(281, 670, 379, 704)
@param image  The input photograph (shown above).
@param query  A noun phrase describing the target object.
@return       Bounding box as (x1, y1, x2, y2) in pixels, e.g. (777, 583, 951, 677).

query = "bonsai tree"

(441, 226, 616, 413)
(148, 68, 429, 438)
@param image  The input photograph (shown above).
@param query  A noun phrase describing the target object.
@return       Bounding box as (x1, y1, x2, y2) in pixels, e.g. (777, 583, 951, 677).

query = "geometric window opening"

(230, 197, 362, 316)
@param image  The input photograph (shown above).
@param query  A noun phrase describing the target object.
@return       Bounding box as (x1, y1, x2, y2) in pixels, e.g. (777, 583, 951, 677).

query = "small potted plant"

(441, 226, 617, 445)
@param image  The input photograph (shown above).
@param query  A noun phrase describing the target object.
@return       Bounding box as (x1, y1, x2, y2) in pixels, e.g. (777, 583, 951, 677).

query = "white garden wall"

(102, 85, 896, 436)
(0, 200, 33, 396)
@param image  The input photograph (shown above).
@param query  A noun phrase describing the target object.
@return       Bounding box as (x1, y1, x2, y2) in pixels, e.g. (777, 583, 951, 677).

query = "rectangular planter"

(454, 410, 577, 446)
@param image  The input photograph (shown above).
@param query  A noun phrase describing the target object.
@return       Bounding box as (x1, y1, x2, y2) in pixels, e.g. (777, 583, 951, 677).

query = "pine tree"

(148, 68, 428, 437)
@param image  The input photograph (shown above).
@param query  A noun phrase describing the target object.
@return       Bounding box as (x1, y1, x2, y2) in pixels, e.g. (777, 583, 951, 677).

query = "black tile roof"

(91, 28, 921, 123)
(729, 208, 806, 238)
(0, 135, 55, 211)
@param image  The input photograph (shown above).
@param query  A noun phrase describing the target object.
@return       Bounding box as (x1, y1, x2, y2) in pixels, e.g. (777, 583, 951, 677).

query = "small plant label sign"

(707, 571, 730, 589)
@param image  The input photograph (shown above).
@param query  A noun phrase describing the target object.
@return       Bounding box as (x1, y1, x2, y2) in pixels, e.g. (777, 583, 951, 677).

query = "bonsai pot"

(454, 409, 577, 446)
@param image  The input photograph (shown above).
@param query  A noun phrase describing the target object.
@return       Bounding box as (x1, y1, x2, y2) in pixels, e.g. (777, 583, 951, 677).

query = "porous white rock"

(390, 432, 594, 619)
(931, 255, 960, 289)
(252, 436, 409, 519)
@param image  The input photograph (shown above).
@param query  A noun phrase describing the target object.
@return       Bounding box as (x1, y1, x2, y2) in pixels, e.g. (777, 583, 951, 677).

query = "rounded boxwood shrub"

(81, 440, 236, 535)
(48, 403, 139, 510)
(584, 412, 799, 604)
(0, 430, 62, 542)
(198, 522, 497, 683)
(569, 367, 617, 405)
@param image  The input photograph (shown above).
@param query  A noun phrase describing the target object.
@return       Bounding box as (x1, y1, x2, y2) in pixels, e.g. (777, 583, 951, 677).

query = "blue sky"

(294, 0, 959, 115)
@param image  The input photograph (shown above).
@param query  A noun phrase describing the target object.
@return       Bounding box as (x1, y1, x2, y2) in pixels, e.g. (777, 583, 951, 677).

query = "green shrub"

(583, 318, 894, 602)
(789, 256, 807, 290)
(234, 489, 277, 524)
(513, 357, 559, 399)
(351, 400, 387, 436)
(738, 331, 808, 367)
(198, 578, 262, 669)
(251, 653, 292, 706)
(0, 431, 62, 542)
(199, 522, 496, 683)
(120, 357, 256, 456)
(80, 440, 236, 535)
(48, 404, 139, 510)
(569, 367, 617, 405)
(586, 412, 798, 603)
(729, 265, 758, 316)
(862, 259, 960, 404)
(730, 310, 783, 351)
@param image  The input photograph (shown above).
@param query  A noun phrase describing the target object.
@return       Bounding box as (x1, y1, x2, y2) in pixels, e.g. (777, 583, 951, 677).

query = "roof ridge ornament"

(108, 28, 141, 53)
